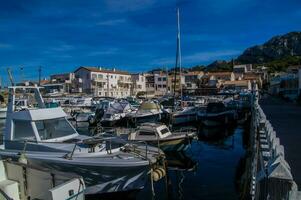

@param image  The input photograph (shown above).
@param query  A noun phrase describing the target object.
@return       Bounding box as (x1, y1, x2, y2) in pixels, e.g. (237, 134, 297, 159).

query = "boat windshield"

(160, 128, 170, 135)
(35, 117, 76, 140)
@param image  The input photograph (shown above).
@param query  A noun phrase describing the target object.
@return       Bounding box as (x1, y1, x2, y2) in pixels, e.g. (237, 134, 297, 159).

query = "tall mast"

(173, 8, 182, 99)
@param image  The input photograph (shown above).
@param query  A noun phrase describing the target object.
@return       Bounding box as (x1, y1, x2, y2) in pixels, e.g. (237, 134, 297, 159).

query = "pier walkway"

(259, 95, 301, 187)
(245, 93, 301, 200)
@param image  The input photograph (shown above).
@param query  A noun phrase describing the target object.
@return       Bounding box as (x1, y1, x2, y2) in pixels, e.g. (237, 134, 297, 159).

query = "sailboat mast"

(173, 8, 182, 98)
(177, 8, 182, 100)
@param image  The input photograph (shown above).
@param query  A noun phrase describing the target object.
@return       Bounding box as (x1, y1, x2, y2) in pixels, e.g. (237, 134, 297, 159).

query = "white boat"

(0, 86, 166, 195)
(101, 100, 134, 127)
(128, 123, 196, 152)
(127, 101, 163, 125)
(197, 102, 237, 126)
(171, 106, 198, 125)
(0, 159, 85, 200)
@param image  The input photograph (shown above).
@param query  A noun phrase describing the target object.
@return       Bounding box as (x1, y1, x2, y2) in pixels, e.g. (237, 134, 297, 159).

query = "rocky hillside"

(237, 31, 301, 64)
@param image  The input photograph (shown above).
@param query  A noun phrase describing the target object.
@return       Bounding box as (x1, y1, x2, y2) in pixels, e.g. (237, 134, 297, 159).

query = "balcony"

(92, 77, 106, 83)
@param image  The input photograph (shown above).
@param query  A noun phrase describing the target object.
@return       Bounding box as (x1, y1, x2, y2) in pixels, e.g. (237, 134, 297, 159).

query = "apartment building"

(184, 71, 204, 89)
(43, 72, 82, 95)
(74, 66, 132, 98)
(167, 73, 185, 95)
(145, 72, 168, 96)
(131, 73, 146, 96)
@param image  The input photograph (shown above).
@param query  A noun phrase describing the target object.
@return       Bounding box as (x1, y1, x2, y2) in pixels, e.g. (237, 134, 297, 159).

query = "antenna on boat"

(7, 68, 14, 86)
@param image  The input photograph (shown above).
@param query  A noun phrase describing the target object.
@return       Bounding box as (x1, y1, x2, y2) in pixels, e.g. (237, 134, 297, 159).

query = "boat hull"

(0, 152, 150, 195)
(131, 113, 161, 125)
(198, 111, 237, 127)
(172, 113, 197, 125)
(145, 137, 192, 152)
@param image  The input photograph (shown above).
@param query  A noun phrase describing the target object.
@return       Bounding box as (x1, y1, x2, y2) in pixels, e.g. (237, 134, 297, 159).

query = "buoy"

(18, 153, 28, 165)
(152, 167, 166, 181)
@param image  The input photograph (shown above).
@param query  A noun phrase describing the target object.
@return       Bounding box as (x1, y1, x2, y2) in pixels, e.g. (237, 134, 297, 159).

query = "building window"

(163, 77, 167, 81)
(97, 74, 103, 79)
(158, 77, 162, 81)
(92, 74, 97, 79)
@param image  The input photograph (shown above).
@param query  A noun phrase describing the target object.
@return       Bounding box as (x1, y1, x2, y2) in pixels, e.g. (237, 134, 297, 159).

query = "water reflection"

(0, 119, 246, 200)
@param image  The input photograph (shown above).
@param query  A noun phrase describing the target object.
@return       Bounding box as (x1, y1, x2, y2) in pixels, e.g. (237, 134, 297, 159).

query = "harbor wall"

(247, 93, 301, 200)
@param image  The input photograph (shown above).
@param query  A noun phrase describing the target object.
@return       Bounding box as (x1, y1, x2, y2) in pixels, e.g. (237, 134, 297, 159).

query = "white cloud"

(182, 50, 240, 63)
(96, 19, 126, 26)
(0, 43, 13, 49)
(87, 48, 119, 56)
(104, 0, 155, 12)
(152, 50, 241, 65)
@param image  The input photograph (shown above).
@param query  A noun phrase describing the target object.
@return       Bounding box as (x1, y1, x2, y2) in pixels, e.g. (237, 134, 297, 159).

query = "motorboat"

(88, 99, 116, 126)
(128, 123, 196, 152)
(100, 100, 135, 127)
(171, 105, 198, 125)
(126, 101, 163, 125)
(0, 159, 85, 200)
(197, 101, 237, 127)
(0, 86, 166, 195)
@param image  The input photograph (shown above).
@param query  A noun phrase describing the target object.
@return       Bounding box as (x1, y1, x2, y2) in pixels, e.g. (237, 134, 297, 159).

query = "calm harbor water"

(0, 120, 247, 200)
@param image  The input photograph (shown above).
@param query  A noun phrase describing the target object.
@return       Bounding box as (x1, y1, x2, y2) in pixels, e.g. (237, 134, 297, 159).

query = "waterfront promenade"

(259, 95, 301, 187)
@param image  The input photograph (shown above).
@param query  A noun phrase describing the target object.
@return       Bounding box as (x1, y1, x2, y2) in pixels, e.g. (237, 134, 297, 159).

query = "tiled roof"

(74, 66, 130, 75)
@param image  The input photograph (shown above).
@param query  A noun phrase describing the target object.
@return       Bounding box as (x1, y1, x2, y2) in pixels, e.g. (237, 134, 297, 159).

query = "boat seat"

(0, 179, 20, 200)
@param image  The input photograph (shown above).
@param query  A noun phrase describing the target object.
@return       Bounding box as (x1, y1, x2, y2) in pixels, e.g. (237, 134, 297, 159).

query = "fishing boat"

(0, 159, 85, 200)
(128, 123, 195, 151)
(0, 86, 166, 195)
(197, 101, 237, 127)
(126, 101, 163, 125)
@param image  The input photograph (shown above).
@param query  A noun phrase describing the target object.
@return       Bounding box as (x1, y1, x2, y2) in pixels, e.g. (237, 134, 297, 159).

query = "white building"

(74, 66, 132, 98)
(49, 72, 82, 93)
(184, 71, 204, 89)
(131, 73, 146, 96)
(145, 72, 168, 97)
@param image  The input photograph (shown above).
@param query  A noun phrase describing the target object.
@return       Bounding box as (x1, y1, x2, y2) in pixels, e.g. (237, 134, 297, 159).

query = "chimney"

(99, 66, 102, 70)
(113, 68, 116, 72)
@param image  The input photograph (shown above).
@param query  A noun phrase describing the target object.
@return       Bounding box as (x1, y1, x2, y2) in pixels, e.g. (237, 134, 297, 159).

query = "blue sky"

(0, 0, 301, 85)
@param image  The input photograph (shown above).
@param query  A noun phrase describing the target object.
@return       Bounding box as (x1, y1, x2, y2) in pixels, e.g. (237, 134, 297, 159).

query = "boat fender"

(152, 167, 166, 181)
(18, 153, 28, 165)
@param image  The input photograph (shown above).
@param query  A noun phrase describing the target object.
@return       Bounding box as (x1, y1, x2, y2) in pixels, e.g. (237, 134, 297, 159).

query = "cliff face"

(237, 31, 301, 64)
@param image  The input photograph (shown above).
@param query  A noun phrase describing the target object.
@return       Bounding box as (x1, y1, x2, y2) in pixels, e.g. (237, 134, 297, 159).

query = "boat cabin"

(129, 123, 172, 141)
(5, 87, 79, 147)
